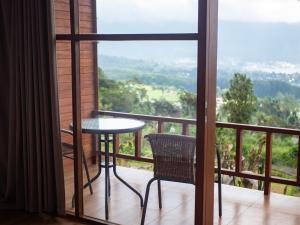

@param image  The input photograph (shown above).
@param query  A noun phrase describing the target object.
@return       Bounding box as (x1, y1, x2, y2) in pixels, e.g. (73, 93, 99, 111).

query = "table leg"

(112, 134, 144, 207)
(83, 134, 102, 188)
(73, 135, 102, 208)
(104, 133, 110, 220)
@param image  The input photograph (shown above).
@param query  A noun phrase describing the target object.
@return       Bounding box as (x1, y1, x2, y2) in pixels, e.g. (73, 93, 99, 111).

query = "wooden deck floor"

(64, 164, 300, 225)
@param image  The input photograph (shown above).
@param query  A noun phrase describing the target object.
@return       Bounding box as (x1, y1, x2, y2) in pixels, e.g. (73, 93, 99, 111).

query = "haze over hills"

(99, 21, 300, 72)
(218, 21, 300, 64)
(98, 19, 300, 98)
(99, 55, 300, 98)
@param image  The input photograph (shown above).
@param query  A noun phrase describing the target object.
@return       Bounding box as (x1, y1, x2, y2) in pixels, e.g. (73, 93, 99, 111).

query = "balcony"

(64, 165, 300, 225)
(62, 110, 300, 225)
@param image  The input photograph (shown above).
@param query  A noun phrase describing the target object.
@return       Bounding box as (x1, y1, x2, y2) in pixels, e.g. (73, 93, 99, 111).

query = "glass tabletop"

(78, 118, 145, 134)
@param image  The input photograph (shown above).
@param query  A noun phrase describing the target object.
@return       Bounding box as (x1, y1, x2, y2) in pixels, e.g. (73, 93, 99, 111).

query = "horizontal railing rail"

(94, 110, 300, 195)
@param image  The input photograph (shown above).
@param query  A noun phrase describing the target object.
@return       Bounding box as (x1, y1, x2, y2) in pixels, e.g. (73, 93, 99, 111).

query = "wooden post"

(115, 134, 120, 154)
(264, 132, 272, 195)
(70, 0, 83, 217)
(194, 0, 218, 224)
(158, 121, 164, 133)
(236, 129, 243, 172)
(135, 131, 142, 158)
(297, 135, 300, 186)
(182, 123, 189, 136)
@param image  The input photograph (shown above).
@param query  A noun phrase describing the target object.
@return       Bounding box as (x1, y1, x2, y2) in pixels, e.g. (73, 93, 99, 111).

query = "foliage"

(254, 80, 300, 99)
(221, 73, 258, 123)
(256, 94, 300, 128)
(99, 68, 153, 114)
(152, 99, 180, 117)
(217, 128, 265, 190)
(178, 90, 197, 118)
(99, 65, 300, 196)
(99, 69, 146, 113)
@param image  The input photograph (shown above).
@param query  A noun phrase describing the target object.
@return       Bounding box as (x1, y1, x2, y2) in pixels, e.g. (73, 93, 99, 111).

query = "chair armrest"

(61, 129, 73, 136)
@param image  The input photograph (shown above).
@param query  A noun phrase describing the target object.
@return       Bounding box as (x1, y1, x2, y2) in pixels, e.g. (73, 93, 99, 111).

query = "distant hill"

(100, 55, 300, 99)
(253, 80, 300, 98)
(99, 55, 197, 92)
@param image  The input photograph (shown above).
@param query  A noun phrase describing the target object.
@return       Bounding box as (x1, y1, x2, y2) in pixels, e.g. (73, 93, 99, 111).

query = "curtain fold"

(0, 0, 65, 214)
(0, 1, 11, 201)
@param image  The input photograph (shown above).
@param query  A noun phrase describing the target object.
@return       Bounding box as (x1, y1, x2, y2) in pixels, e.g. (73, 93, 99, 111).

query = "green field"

(135, 84, 180, 103)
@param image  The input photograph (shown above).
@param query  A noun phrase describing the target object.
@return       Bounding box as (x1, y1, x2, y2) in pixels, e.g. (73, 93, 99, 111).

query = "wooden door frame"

(55, 0, 219, 224)
(69, 0, 84, 217)
(195, 0, 218, 224)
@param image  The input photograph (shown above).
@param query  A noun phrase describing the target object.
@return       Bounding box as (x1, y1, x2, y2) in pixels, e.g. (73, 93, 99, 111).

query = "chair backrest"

(61, 129, 74, 156)
(145, 133, 196, 184)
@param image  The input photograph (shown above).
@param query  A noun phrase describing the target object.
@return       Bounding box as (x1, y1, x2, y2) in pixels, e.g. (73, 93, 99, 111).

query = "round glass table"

(75, 118, 145, 220)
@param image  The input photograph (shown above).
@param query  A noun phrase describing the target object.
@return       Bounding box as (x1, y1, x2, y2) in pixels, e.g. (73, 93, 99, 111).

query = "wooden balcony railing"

(94, 110, 300, 195)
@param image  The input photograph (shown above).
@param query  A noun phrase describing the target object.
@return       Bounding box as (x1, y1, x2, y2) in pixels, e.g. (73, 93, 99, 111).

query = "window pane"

(217, 0, 300, 125)
(98, 41, 197, 117)
(81, 41, 197, 223)
(80, 0, 198, 34)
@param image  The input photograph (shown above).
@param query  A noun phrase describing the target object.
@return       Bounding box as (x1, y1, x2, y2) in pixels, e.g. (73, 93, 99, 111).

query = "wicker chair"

(61, 129, 93, 206)
(140, 134, 222, 225)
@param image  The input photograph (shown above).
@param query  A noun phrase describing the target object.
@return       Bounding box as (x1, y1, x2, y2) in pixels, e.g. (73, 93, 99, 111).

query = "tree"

(98, 68, 151, 114)
(256, 94, 300, 128)
(178, 90, 197, 118)
(152, 99, 179, 117)
(222, 73, 257, 123)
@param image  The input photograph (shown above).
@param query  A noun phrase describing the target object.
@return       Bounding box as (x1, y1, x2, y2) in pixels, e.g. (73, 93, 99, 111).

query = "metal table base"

(84, 134, 144, 220)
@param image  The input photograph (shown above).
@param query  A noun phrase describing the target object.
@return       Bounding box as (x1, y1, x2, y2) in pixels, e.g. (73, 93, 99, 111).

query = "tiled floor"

(64, 164, 300, 225)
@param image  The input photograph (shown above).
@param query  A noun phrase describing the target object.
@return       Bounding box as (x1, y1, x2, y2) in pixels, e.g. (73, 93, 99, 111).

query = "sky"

(219, 0, 300, 23)
(97, 0, 300, 24)
(96, 0, 300, 73)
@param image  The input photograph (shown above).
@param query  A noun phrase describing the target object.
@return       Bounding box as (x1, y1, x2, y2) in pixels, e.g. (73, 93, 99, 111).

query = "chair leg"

(218, 181, 222, 217)
(108, 166, 111, 197)
(141, 178, 157, 225)
(83, 151, 93, 195)
(158, 179, 162, 209)
(216, 146, 222, 217)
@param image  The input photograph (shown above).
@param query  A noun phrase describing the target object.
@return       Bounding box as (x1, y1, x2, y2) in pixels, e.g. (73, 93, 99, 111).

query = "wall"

(54, 0, 98, 162)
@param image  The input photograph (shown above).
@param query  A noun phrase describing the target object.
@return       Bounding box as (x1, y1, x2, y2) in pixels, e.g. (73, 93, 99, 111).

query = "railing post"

(264, 132, 272, 195)
(236, 129, 243, 172)
(182, 123, 189, 136)
(158, 121, 164, 133)
(297, 135, 300, 186)
(115, 134, 120, 154)
(135, 130, 142, 158)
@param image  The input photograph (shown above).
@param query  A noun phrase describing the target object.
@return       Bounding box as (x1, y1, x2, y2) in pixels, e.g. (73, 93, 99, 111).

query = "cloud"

(243, 61, 300, 74)
(219, 0, 300, 23)
(97, 0, 300, 24)
(97, 0, 198, 23)
(218, 58, 300, 74)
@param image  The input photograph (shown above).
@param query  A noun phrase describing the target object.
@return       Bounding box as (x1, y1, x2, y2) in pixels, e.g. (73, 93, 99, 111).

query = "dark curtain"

(0, 0, 65, 214)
